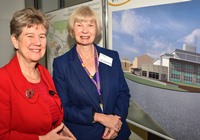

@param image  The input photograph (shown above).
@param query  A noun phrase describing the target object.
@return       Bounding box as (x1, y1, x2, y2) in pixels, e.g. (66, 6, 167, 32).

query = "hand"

(94, 113, 122, 132)
(102, 127, 118, 140)
(59, 124, 76, 139)
(39, 123, 76, 140)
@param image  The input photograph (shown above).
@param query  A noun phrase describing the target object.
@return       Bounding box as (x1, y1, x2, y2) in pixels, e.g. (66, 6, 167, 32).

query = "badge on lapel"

(99, 53, 113, 66)
(25, 89, 34, 98)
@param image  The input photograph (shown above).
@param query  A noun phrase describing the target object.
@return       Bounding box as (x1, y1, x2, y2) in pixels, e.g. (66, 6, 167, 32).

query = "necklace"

(22, 70, 40, 81)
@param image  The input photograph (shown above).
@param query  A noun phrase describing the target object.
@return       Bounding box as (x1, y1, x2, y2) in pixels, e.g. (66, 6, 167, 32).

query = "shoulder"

(95, 45, 121, 68)
(54, 52, 69, 62)
(0, 58, 17, 81)
(0, 65, 9, 80)
(0, 65, 7, 73)
(0, 65, 13, 93)
(0, 67, 11, 100)
(95, 44, 119, 58)
(54, 46, 76, 63)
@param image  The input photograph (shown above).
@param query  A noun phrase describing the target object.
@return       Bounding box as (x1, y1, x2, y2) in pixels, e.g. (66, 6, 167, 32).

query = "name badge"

(99, 53, 113, 66)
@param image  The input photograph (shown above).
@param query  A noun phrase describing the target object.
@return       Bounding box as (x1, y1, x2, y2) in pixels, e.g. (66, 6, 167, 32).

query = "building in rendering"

(154, 44, 200, 85)
(124, 44, 200, 86)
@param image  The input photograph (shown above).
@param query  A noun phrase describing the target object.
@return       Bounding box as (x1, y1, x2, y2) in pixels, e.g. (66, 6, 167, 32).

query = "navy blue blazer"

(53, 44, 131, 140)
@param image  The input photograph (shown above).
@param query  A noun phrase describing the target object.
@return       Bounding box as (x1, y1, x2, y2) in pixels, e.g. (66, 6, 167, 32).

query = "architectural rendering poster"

(46, 0, 102, 74)
(108, 0, 200, 140)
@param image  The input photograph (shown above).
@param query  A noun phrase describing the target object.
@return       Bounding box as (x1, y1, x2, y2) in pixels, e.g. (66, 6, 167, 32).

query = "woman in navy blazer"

(53, 6, 131, 140)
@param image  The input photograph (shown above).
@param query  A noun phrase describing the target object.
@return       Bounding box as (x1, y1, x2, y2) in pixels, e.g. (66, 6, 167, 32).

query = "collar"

(5, 55, 57, 103)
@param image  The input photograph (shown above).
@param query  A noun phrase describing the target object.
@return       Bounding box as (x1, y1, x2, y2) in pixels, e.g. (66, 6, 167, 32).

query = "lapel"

(69, 46, 101, 110)
(96, 45, 111, 111)
(6, 55, 40, 103)
(6, 55, 62, 115)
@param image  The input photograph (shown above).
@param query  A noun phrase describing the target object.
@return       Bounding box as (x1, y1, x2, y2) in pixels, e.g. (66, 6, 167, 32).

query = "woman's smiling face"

(74, 17, 96, 46)
(12, 24, 47, 63)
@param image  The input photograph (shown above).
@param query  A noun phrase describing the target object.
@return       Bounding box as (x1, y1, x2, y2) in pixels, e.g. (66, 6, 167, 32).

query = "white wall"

(0, 0, 24, 67)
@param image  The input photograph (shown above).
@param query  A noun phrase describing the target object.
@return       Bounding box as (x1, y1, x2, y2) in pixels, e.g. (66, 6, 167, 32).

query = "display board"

(46, 0, 103, 74)
(108, 0, 200, 140)
(46, 0, 200, 139)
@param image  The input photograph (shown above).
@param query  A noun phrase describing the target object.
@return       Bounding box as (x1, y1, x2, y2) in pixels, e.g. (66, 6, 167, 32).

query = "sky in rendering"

(112, 0, 200, 61)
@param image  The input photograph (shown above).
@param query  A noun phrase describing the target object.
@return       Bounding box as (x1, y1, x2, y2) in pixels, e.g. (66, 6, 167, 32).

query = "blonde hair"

(68, 6, 102, 38)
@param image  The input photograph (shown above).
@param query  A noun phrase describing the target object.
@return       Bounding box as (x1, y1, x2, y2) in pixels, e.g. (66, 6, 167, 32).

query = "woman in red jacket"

(0, 8, 76, 140)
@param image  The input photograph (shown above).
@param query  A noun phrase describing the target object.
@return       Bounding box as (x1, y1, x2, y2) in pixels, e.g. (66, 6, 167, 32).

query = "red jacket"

(0, 55, 63, 140)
